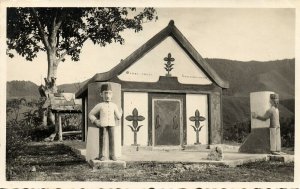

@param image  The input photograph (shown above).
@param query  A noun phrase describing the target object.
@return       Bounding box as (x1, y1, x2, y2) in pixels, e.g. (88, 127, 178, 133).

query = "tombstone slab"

(239, 91, 274, 153)
(89, 160, 126, 169)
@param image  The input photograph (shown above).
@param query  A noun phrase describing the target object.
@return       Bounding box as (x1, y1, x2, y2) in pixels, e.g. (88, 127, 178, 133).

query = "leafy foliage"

(223, 120, 251, 143)
(223, 117, 295, 147)
(7, 7, 157, 64)
(280, 117, 294, 147)
(6, 97, 82, 149)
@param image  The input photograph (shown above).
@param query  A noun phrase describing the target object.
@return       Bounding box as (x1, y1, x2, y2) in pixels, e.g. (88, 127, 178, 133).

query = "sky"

(6, 8, 295, 85)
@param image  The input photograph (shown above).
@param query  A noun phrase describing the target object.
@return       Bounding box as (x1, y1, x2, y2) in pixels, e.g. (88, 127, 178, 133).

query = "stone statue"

(88, 83, 123, 161)
(252, 93, 281, 155)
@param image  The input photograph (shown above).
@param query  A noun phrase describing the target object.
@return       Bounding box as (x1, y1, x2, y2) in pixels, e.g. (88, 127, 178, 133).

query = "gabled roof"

(76, 20, 229, 98)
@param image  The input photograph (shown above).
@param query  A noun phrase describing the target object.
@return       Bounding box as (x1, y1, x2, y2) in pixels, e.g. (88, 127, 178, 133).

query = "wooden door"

(153, 99, 181, 145)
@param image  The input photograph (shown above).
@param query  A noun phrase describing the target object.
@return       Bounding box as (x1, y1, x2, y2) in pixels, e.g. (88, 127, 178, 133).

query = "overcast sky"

(6, 8, 295, 85)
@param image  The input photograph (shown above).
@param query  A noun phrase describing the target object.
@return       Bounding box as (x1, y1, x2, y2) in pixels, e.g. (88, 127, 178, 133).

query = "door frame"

(148, 93, 186, 147)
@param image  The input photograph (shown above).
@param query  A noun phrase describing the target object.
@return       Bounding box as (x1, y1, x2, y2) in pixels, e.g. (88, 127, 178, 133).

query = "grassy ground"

(7, 142, 294, 182)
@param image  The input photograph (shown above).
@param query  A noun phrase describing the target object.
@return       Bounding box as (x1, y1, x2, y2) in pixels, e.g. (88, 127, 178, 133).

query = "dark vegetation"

(6, 97, 82, 180)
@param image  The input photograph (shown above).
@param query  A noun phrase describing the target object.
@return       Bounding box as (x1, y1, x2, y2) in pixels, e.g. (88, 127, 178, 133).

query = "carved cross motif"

(126, 108, 145, 146)
(189, 109, 206, 145)
(163, 53, 175, 76)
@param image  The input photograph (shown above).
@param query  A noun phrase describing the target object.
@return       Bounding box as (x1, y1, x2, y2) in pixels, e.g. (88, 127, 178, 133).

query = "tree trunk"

(46, 49, 58, 93)
(47, 52, 58, 79)
(42, 49, 60, 141)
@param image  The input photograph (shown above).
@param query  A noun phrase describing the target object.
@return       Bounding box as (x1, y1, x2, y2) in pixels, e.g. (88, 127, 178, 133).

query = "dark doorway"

(153, 99, 182, 145)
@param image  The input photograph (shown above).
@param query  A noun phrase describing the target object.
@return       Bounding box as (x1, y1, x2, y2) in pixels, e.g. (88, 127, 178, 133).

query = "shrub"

(6, 97, 82, 142)
(223, 117, 295, 148)
(280, 117, 294, 147)
(6, 97, 83, 179)
(6, 118, 32, 180)
(223, 120, 251, 143)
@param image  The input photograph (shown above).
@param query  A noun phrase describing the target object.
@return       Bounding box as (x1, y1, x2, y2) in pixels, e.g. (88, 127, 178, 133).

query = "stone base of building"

(183, 144, 209, 151)
(89, 159, 126, 169)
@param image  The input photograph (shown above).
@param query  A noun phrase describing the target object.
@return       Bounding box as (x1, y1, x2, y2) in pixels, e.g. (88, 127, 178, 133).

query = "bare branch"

(30, 8, 50, 50)
(49, 9, 64, 50)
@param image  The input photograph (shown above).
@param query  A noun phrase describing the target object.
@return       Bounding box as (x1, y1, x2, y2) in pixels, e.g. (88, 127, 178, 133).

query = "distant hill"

(223, 96, 294, 125)
(206, 58, 294, 99)
(7, 58, 295, 125)
(6, 80, 40, 99)
(6, 81, 85, 99)
(206, 58, 295, 125)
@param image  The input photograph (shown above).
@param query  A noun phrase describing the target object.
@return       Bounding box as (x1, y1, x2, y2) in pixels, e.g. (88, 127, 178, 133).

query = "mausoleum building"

(76, 20, 229, 149)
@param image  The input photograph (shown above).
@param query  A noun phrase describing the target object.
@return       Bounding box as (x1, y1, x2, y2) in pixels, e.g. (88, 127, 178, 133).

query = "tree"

(7, 7, 157, 140)
(7, 7, 157, 91)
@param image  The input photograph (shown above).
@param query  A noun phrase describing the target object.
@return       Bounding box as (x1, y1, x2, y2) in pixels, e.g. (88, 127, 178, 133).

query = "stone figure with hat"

(88, 83, 123, 161)
(252, 93, 281, 155)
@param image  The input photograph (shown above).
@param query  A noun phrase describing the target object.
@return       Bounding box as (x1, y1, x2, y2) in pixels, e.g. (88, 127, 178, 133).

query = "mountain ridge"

(7, 58, 295, 124)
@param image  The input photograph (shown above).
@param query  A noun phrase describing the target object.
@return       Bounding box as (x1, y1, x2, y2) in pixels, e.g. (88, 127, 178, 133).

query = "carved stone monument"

(239, 91, 275, 153)
(85, 82, 122, 162)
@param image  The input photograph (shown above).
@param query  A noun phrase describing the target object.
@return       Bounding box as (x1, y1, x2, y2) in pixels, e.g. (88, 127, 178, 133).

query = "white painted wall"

(118, 37, 212, 85)
(186, 94, 208, 145)
(123, 92, 148, 146)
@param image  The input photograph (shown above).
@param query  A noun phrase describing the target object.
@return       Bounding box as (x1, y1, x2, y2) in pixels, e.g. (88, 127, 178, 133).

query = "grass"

(7, 142, 294, 182)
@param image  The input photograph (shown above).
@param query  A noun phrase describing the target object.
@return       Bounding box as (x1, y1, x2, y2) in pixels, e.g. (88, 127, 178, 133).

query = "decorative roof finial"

(169, 20, 174, 26)
(164, 53, 175, 77)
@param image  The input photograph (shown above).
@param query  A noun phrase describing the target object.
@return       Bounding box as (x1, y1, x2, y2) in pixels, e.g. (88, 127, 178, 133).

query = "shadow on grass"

(9, 143, 86, 167)
(23, 144, 73, 156)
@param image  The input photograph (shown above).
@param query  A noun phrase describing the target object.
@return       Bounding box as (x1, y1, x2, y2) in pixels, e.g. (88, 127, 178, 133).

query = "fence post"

(58, 114, 62, 141)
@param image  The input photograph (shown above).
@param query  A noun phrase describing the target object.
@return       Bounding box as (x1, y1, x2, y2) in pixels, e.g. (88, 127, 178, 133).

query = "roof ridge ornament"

(164, 53, 175, 77)
(168, 20, 175, 26)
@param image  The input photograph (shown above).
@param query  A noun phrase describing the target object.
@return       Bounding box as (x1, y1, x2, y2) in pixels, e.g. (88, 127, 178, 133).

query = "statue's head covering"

(270, 93, 279, 108)
(270, 93, 279, 100)
(100, 83, 112, 93)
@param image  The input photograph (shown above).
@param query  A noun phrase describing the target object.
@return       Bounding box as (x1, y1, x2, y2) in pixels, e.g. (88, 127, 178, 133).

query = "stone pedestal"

(89, 160, 126, 169)
(239, 91, 273, 153)
(86, 82, 122, 161)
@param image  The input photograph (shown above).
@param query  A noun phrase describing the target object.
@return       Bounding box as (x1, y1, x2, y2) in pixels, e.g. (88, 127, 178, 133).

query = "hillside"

(223, 96, 294, 125)
(206, 58, 295, 99)
(206, 58, 295, 125)
(6, 80, 40, 99)
(7, 58, 295, 125)
(6, 81, 85, 99)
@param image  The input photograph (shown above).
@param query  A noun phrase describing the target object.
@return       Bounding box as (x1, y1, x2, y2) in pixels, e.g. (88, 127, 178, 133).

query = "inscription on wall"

(118, 37, 212, 85)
